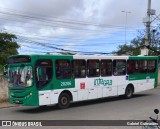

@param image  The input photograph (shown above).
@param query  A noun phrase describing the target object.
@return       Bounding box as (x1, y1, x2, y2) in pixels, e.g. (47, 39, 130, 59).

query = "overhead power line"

(17, 36, 115, 55)
(16, 34, 131, 45)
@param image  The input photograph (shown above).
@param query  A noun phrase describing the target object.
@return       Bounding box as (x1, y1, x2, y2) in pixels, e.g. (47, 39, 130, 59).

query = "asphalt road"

(0, 88, 160, 129)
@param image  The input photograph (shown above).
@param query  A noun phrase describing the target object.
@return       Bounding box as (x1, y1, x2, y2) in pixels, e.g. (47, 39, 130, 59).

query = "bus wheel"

(125, 86, 134, 99)
(58, 93, 70, 109)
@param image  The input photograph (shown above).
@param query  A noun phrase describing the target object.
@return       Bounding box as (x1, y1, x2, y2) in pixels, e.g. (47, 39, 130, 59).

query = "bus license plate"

(15, 100, 20, 103)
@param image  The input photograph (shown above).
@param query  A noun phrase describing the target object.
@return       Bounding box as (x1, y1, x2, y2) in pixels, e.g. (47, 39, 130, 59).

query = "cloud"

(15, 0, 83, 18)
(0, 0, 160, 53)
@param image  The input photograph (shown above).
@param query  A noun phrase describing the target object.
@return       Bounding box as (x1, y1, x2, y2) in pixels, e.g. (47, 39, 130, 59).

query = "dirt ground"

(0, 75, 8, 103)
(0, 73, 11, 108)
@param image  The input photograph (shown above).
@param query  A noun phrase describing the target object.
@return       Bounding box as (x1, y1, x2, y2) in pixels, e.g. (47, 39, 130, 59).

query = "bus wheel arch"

(125, 84, 134, 99)
(58, 90, 73, 109)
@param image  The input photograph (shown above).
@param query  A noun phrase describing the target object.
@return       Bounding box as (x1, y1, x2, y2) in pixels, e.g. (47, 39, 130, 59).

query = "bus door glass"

(113, 60, 127, 94)
(100, 60, 114, 97)
(36, 59, 53, 89)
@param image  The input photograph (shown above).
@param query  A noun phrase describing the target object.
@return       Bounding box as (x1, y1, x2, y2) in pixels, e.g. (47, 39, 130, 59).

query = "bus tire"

(58, 93, 70, 109)
(125, 85, 134, 99)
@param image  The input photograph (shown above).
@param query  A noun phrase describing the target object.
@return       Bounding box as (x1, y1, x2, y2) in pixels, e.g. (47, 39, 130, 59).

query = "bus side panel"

(39, 90, 51, 105)
(39, 89, 74, 106)
(129, 74, 155, 93)
(117, 76, 129, 95)
(38, 88, 78, 106)
(74, 76, 118, 101)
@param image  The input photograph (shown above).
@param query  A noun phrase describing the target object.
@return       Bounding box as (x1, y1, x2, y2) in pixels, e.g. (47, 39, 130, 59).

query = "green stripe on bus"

(39, 55, 75, 91)
(129, 56, 158, 60)
(129, 74, 156, 80)
(128, 56, 158, 88)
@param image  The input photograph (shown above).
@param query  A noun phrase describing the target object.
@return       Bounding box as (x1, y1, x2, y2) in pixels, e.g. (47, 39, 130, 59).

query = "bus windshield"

(8, 66, 33, 88)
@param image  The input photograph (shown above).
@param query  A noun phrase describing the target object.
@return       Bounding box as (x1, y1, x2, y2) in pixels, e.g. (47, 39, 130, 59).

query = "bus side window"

(127, 60, 139, 74)
(87, 60, 100, 77)
(101, 60, 112, 76)
(148, 60, 156, 73)
(113, 60, 126, 76)
(56, 60, 71, 79)
(139, 60, 147, 73)
(72, 60, 86, 78)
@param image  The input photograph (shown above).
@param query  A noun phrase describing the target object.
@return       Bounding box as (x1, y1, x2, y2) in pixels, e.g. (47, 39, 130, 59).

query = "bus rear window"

(7, 56, 31, 64)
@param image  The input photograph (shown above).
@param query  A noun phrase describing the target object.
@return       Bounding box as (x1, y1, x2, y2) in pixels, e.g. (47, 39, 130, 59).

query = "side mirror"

(2, 64, 8, 78)
(36, 66, 43, 81)
(154, 109, 159, 114)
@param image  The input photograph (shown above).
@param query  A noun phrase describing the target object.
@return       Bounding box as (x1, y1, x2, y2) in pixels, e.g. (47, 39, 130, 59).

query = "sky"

(0, 0, 160, 55)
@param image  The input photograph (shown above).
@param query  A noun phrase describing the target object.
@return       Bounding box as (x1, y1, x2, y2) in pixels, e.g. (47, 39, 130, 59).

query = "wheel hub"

(61, 97, 68, 105)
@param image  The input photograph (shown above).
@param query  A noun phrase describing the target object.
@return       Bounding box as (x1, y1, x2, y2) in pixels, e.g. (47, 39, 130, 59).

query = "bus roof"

(9, 54, 158, 59)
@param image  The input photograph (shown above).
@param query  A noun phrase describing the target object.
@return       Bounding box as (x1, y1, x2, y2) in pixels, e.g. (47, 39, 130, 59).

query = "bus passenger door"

(100, 60, 117, 97)
(116, 75, 128, 95)
(35, 59, 53, 105)
(113, 60, 127, 95)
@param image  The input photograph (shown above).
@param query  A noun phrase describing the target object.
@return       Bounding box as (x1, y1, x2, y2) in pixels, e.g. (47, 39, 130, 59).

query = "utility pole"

(141, 0, 156, 55)
(121, 11, 131, 44)
(145, 0, 151, 48)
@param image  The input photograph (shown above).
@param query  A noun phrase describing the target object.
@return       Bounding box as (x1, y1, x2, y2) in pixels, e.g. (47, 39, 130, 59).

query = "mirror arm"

(36, 67, 39, 81)
(2, 64, 9, 78)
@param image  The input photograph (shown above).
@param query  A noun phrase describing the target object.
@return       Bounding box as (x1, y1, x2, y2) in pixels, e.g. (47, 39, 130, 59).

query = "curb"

(0, 102, 17, 109)
(0, 105, 17, 109)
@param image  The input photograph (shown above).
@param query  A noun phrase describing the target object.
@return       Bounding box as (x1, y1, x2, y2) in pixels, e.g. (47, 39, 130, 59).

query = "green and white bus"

(2, 55, 159, 108)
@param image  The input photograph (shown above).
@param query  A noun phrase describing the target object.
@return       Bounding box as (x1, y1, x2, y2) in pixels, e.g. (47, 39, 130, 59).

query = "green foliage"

(116, 29, 160, 56)
(116, 38, 144, 55)
(0, 32, 19, 67)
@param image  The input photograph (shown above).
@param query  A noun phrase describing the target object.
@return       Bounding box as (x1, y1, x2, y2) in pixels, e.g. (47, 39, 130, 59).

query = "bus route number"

(61, 81, 71, 87)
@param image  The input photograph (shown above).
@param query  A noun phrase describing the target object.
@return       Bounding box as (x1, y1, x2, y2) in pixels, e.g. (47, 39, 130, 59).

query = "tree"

(0, 32, 19, 69)
(116, 28, 160, 56)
